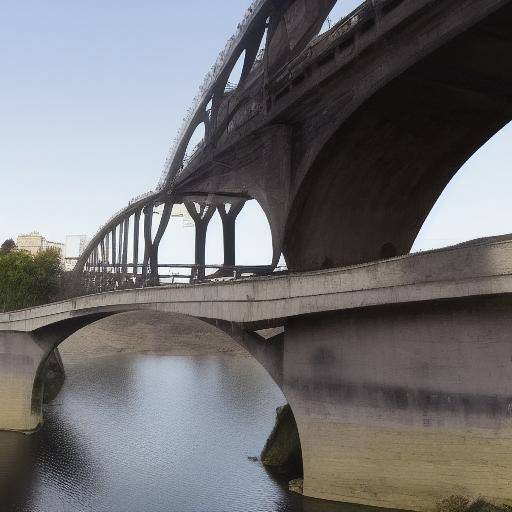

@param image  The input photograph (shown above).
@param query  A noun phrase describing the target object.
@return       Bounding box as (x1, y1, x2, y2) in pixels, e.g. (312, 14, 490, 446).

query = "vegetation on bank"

(437, 496, 512, 512)
(0, 239, 63, 312)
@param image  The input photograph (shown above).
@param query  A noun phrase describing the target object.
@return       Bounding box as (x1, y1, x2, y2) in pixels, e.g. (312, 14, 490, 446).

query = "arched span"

(284, 2, 512, 270)
(10, 307, 286, 432)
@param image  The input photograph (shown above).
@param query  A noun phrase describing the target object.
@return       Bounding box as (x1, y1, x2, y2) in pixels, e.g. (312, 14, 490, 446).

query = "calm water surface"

(0, 353, 374, 512)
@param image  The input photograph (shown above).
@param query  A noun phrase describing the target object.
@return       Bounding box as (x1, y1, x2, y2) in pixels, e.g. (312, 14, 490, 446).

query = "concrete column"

(117, 222, 123, 274)
(0, 332, 46, 432)
(149, 200, 174, 284)
(218, 200, 245, 269)
(283, 298, 512, 510)
(100, 239, 106, 268)
(92, 247, 97, 271)
(142, 204, 154, 282)
(133, 209, 141, 277)
(0, 316, 111, 432)
(105, 234, 110, 269)
(122, 217, 129, 278)
(185, 203, 216, 281)
(111, 227, 117, 272)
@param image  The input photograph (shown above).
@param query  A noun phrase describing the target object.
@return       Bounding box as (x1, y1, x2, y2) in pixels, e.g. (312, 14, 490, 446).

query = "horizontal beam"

(180, 193, 250, 206)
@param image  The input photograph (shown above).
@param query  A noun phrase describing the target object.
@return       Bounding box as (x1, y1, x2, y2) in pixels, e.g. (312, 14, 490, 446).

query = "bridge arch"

(284, 3, 512, 270)
(21, 308, 289, 433)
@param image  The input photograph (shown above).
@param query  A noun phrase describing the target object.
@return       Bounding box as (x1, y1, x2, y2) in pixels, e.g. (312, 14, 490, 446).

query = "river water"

(0, 353, 373, 512)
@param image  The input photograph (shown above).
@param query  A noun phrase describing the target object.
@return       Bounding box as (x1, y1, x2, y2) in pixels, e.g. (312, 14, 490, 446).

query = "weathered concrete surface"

(285, 299, 512, 510)
(0, 332, 46, 432)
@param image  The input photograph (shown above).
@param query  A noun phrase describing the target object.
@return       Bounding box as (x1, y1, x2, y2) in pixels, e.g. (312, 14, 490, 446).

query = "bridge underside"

(285, 2, 512, 270)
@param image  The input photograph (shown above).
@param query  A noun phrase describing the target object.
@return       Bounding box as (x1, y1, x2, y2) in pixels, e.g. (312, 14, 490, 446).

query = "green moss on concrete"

(261, 404, 303, 479)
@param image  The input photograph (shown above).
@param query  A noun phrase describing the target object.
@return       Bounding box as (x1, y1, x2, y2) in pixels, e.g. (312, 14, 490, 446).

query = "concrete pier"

(285, 298, 512, 509)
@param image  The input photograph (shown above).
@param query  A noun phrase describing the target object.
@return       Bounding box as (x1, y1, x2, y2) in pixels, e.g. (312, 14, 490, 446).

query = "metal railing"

(81, 263, 286, 293)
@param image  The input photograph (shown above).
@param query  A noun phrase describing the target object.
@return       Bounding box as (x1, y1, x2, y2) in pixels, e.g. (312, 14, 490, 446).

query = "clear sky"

(1, 1, 510, 265)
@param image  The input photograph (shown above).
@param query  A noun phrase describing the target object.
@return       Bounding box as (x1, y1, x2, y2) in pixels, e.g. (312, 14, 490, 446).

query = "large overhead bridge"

(4, 0, 512, 509)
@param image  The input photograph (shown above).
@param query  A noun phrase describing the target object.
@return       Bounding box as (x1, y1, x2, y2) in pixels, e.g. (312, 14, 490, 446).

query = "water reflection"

(0, 353, 390, 512)
(0, 433, 34, 511)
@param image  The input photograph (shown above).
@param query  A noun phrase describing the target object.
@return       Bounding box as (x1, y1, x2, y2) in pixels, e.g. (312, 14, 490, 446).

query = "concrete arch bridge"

(2, 0, 512, 510)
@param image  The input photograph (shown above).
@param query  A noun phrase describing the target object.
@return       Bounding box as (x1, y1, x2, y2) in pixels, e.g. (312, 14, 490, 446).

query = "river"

(0, 351, 375, 512)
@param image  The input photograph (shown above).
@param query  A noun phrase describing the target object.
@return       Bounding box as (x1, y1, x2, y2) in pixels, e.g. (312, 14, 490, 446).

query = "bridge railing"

(80, 263, 286, 294)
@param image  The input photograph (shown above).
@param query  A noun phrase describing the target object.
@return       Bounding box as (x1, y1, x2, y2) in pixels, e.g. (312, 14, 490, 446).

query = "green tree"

(0, 248, 62, 312)
(0, 239, 16, 253)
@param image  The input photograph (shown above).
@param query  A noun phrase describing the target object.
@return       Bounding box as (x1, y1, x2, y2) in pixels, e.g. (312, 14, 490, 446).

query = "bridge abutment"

(283, 298, 512, 510)
(0, 332, 48, 432)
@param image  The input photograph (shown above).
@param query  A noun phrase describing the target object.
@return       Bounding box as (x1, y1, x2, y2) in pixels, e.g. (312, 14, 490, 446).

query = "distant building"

(16, 232, 64, 257)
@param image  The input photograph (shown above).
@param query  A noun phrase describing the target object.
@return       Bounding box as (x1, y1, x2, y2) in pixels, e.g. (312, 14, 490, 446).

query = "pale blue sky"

(1, 1, 510, 265)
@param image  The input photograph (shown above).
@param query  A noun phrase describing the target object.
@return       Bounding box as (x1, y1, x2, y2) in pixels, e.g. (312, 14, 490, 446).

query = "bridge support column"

(185, 203, 216, 281)
(122, 217, 129, 281)
(0, 316, 111, 433)
(111, 227, 117, 274)
(149, 199, 173, 285)
(0, 332, 54, 432)
(283, 297, 512, 510)
(218, 200, 245, 271)
(133, 208, 141, 281)
(142, 203, 154, 284)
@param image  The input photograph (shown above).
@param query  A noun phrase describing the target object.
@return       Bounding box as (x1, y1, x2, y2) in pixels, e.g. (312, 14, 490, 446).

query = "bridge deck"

(2, 238, 512, 332)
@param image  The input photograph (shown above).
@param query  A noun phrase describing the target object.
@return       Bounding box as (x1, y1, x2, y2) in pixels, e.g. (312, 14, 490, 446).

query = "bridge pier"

(142, 203, 154, 283)
(185, 202, 216, 281)
(283, 298, 512, 510)
(218, 200, 245, 270)
(0, 331, 47, 432)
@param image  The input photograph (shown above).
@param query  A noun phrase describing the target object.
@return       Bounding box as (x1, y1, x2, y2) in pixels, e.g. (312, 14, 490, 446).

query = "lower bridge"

(2, 238, 512, 510)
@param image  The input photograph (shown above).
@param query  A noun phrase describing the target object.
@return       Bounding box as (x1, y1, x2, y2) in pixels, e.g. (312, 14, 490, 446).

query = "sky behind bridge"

(0, 0, 510, 265)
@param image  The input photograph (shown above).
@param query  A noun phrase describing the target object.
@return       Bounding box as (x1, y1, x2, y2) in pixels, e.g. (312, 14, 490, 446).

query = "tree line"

(0, 239, 63, 312)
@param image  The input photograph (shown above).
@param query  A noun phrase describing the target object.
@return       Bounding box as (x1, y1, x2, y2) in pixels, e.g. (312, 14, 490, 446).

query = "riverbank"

(59, 311, 247, 362)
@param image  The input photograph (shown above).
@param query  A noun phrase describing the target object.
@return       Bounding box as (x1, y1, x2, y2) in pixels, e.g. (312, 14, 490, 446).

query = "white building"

(16, 232, 64, 258)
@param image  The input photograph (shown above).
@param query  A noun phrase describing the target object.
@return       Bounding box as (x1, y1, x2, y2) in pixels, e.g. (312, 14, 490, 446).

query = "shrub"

(0, 248, 62, 311)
